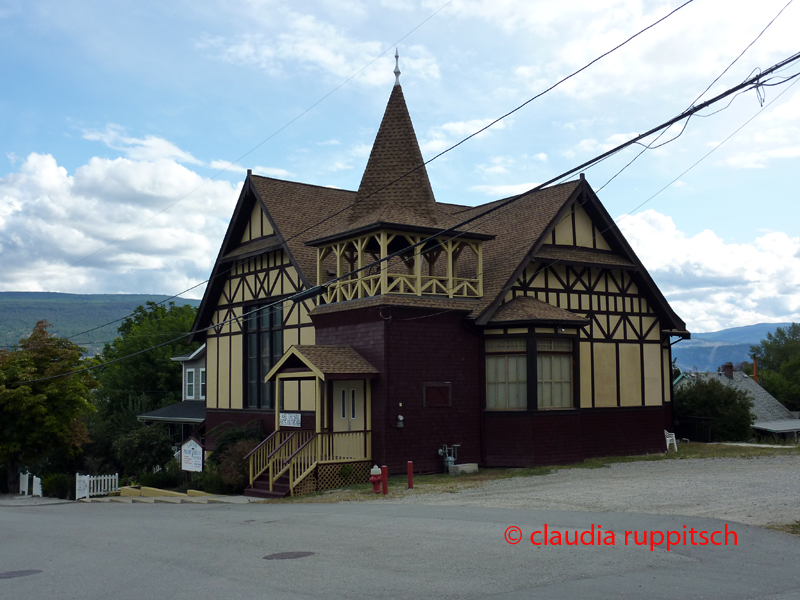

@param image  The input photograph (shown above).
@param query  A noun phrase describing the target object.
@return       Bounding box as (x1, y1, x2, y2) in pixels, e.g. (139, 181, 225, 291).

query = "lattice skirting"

(315, 461, 372, 492)
(293, 474, 317, 496)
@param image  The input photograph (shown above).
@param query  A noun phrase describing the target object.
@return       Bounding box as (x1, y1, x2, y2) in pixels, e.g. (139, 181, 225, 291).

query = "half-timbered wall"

(503, 261, 670, 408)
(205, 247, 316, 411)
(549, 201, 612, 251)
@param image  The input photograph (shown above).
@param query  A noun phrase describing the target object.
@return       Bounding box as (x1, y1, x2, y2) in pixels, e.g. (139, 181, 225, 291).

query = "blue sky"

(1, 0, 799, 332)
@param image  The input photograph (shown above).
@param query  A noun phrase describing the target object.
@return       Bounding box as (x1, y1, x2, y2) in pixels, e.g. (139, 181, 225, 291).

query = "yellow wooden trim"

(379, 231, 389, 295)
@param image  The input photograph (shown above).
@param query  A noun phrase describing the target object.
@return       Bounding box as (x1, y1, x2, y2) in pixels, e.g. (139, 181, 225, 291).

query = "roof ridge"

(250, 173, 356, 194)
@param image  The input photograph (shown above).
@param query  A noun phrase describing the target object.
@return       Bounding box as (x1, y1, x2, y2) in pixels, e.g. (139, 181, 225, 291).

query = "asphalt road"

(1, 501, 799, 599)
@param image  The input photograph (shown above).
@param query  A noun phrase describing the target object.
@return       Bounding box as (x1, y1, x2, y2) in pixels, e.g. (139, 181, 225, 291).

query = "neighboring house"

(188, 68, 690, 497)
(137, 344, 206, 446)
(675, 363, 800, 437)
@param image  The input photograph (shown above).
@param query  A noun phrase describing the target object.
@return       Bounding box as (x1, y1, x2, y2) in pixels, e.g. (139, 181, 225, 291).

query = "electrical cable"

(13, 51, 800, 385)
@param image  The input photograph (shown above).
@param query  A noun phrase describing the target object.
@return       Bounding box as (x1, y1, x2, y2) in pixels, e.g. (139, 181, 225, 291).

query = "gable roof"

(265, 345, 379, 381)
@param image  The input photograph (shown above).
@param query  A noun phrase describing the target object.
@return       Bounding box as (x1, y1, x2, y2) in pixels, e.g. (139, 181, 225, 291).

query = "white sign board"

(181, 438, 203, 472)
(75, 474, 90, 500)
(279, 412, 302, 428)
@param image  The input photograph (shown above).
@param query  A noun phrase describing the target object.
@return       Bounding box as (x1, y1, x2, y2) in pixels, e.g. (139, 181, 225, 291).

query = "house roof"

(489, 296, 590, 325)
(682, 371, 799, 429)
(192, 83, 686, 339)
(348, 85, 437, 226)
(265, 345, 379, 381)
(310, 294, 478, 317)
(137, 401, 206, 424)
(170, 343, 206, 362)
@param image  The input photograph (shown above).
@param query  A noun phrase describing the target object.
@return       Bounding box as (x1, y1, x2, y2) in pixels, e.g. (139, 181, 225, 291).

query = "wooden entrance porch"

(244, 345, 379, 498)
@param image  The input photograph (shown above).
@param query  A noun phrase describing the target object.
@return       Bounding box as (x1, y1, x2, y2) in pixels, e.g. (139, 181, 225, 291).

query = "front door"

(332, 380, 365, 432)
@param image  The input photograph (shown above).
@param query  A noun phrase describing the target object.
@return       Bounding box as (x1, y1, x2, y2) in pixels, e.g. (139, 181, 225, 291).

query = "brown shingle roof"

(294, 345, 379, 375)
(249, 177, 355, 286)
(348, 85, 438, 226)
(490, 296, 589, 324)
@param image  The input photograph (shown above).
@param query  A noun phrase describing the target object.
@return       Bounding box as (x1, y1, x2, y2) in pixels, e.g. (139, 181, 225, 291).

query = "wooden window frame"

(243, 301, 284, 410)
(423, 382, 452, 407)
(199, 368, 206, 400)
(484, 337, 528, 411)
(186, 368, 195, 400)
(535, 338, 575, 410)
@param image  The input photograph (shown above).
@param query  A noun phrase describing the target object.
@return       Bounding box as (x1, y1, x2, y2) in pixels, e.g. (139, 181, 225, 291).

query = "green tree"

(87, 302, 198, 472)
(0, 321, 96, 491)
(112, 425, 174, 476)
(96, 302, 199, 412)
(674, 378, 754, 441)
(750, 323, 800, 410)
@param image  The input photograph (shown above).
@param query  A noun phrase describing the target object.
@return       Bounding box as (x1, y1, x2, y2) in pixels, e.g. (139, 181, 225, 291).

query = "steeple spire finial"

(394, 48, 401, 87)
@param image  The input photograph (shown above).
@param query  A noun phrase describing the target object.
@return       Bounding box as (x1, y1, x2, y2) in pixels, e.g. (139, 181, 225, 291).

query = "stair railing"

(245, 431, 281, 487)
(286, 433, 319, 496)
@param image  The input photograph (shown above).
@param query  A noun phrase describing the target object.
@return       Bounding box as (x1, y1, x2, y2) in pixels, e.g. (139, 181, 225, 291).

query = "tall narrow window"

(341, 389, 346, 419)
(186, 369, 195, 400)
(199, 368, 206, 400)
(351, 389, 357, 419)
(485, 338, 527, 410)
(536, 339, 573, 409)
(245, 303, 283, 409)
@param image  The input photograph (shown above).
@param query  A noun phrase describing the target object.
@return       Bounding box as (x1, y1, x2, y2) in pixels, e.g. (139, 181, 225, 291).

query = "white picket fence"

(75, 473, 119, 500)
(19, 472, 42, 497)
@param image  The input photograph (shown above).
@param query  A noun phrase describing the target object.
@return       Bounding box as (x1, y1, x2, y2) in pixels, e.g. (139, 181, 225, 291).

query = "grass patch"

(253, 441, 800, 504)
(767, 522, 800, 537)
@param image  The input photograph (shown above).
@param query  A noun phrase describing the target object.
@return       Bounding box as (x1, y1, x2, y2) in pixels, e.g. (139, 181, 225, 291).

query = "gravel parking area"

(390, 455, 800, 527)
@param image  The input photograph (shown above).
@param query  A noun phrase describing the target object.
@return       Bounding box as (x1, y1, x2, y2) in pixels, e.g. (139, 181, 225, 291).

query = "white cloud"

(617, 209, 800, 332)
(83, 124, 202, 165)
(0, 152, 239, 295)
(421, 118, 508, 154)
(197, 9, 439, 86)
(470, 181, 540, 196)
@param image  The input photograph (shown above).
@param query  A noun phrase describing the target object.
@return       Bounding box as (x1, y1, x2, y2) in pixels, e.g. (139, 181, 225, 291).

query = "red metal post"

(381, 465, 388, 495)
(407, 461, 413, 489)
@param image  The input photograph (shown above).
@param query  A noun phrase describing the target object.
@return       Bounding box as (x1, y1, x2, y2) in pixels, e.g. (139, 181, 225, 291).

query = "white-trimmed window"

(199, 368, 206, 400)
(485, 338, 527, 410)
(186, 369, 195, 400)
(536, 339, 573, 409)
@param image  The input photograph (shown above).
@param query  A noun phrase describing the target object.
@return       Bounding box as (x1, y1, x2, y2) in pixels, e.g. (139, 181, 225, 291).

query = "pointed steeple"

(348, 82, 438, 226)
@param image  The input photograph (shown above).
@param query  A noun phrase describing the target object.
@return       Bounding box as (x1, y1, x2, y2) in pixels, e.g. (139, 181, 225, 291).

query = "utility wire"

(13, 50, 800, 386)
(40, 0, 694, 346)
(33, 0, 455, 288)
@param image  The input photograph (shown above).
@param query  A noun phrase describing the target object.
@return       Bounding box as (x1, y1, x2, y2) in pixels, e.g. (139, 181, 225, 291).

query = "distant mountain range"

(0, 292, 793, 369)
(671, 322, 794, 372)
(0, 292, 201, 356)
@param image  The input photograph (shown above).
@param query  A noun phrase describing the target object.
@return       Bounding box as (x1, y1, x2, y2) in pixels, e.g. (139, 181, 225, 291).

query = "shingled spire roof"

(347, 84, 438, 226)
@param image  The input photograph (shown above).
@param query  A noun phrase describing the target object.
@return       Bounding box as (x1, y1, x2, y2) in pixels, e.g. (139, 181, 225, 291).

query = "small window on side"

(423, 382, 452, 407)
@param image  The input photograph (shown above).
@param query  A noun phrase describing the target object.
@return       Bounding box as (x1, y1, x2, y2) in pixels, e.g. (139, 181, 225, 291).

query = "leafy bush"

(206, 420, 263, 467)
(190, 466, 227, 495)
(218, 439, 260, 493)
(112, 425, 174, 476)
(42, 473, 75, 500)
(674, 378, 754, 441)
(137, 458, 182, 489)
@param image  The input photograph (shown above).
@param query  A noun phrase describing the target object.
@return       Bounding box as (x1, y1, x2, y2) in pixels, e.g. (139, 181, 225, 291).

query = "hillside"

(0, 292, 201, 356)
(672, 322, 794, 372)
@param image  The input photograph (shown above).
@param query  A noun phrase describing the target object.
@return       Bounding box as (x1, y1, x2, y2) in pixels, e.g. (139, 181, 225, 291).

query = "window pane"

(516, 356, 527, 383)
(486, 357, 497, 383)
(496, 380, 507, 408)
(537, 339, 552, 352)
(273, 329, 283, 356)
(540, 355, 551, 381)
(487, 382, 497, 408)
(508, 356, 517, 382)
(248, 382, 258, 407)
(553, 339, 572, 352)
(553, 355, 562, 380)
(351, 390, 356, 419)
(341, 390, 346, 419)
(507, 338, 526, 352)
(248, 333, 257, 358)
(260, 305, 270, 329)
(486, 339, 507, 352)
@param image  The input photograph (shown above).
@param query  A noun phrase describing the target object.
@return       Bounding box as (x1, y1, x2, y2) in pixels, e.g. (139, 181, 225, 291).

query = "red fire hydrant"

(369, 465, 382, 494)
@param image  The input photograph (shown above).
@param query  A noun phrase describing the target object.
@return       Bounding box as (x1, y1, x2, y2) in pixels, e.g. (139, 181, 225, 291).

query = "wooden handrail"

(244, 431, 278, 460)
(268, 432, 297, 459)
(286, 433, 317, 462)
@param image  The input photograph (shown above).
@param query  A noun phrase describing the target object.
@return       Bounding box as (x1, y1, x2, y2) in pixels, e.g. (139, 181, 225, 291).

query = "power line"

(14, 50, 800, 386)
(33, 0, 455, 288)
(39, 0, 695, 346)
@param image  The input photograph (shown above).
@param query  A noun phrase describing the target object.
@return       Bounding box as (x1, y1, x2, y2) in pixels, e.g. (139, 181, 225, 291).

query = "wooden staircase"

(245, 472, 290, 499)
